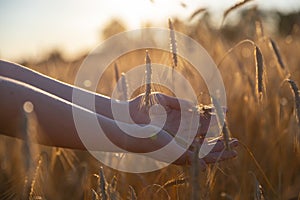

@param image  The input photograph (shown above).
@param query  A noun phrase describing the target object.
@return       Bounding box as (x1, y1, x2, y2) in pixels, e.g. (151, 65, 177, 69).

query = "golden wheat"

(189, 8, 207, 21)
(99, 167, 108, 200)
(29, 154, 44, 199)
(144, 50, 152, 107)
(168, 19, 178, 69)
(127, 185, 137, 200)
(222, 0, 254, 25)
(249, 171, 264, 200)
(254, 46, 264, 101)
(121, 72, 129, 101)
(269, 38, 285, 70)
(255, 19, 265, 40)
(287, 79, 300, 126)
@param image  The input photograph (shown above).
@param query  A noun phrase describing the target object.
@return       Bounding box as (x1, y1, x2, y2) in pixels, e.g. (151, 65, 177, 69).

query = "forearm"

(0, 60, 126, 121)
(0, 76, 168, 152)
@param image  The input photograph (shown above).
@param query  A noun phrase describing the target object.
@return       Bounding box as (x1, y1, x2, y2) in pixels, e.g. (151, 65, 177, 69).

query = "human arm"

(0, 75, 168, 152)
(0, 75, 237, 167)
(0, 60, 215, 138)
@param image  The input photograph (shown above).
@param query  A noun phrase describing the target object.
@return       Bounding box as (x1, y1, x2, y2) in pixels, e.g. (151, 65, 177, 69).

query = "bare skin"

(0, 60, 238, 169)
(0, 60, 216, 137)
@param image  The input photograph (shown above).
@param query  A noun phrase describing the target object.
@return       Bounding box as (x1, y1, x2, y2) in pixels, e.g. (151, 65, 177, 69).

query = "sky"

(0, 0, 300, 62)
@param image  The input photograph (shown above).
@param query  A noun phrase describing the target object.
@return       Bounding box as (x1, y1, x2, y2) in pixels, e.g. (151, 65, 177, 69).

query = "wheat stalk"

(21, 110, 33, 172)
(191, 139, 201, 200)
(21, 105, 43, 199)
(239, 141, 278, 196)
(189, 8, 206, 21)
(217, 40, 265, 102)
(162, 177, 188, 188)
(222, 0, 254, 26)
(211, 97, 231, 150)
(217, 39, 255, 67)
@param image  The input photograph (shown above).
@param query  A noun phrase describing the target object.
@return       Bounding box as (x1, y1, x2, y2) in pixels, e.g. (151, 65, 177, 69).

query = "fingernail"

(229, 139, 239, 147)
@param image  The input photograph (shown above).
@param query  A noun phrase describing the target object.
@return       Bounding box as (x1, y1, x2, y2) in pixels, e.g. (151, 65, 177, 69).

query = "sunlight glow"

(0, 0, 299, 61)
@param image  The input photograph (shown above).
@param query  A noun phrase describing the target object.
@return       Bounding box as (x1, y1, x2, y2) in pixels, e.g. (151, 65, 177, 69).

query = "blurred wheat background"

(1, 0, 300, 199)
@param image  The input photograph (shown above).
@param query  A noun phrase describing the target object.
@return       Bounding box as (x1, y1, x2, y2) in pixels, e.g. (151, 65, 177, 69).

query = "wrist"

(110, 99, 132, 123)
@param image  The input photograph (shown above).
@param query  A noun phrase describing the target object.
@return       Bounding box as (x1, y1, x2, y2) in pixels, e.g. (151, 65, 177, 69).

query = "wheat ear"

(249, 171, 264, 200)
(29, 154, 44, 199)
(168, 18, 177, 69)
(286, 79, 300, 126)
(254, 46, 264, 101)
(114, 63, 121, 93)
(269, 39, 285, 70)
(145, 50, 152, 107)
(99, 167, 107, 200)
(255, 19, 264, 39)
(127, 185, 137, 200)
(92, 189, 99, 200)
(114, 63, 120, 83)
(121, 72, 129, 101)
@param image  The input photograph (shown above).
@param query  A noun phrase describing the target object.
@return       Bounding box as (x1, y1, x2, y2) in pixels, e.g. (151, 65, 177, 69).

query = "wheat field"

(1, 4, 300, 200)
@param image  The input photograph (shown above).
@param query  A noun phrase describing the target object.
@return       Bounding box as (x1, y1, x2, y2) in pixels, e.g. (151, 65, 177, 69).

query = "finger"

(159, 94, 195, 111)
(198, 112, 234, 138)
(178, 110, 219, 138)
(197, 114, 217, 136)
(173, 149, 207, 171)
(203, 150, 237, 164)
(189, 138, 238, 152)
(207, 139, 239, 153)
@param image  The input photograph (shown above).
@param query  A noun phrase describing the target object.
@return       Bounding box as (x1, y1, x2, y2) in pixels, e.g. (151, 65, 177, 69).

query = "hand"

(127, 93, 237, 169)
(127, 123, 238, 168)
(129, 93, 218, 138)
(162, 137, 238, 169)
